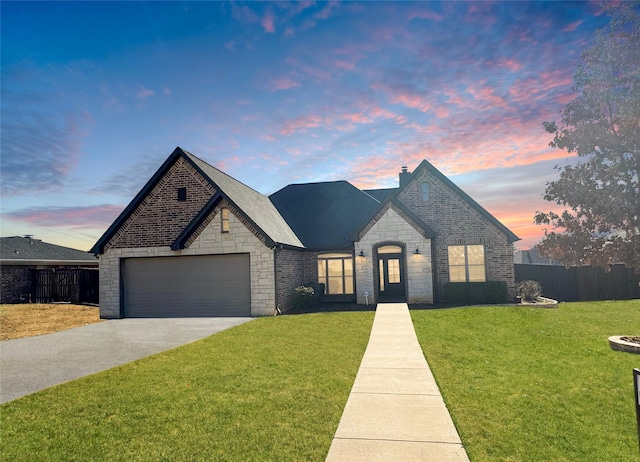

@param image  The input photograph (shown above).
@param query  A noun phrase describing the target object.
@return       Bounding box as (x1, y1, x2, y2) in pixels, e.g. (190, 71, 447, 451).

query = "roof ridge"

(180, 149, 266, 197)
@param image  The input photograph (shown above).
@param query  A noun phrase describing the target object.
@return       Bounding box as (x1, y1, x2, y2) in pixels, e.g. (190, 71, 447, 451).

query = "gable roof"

(91, 147, 303, 254)
(1, 236, 98, 264)
(350, 197, 438, 242)
(182, 150, 304, 249)
(400, 160, 520, 243)
(270, 181, 382, 250)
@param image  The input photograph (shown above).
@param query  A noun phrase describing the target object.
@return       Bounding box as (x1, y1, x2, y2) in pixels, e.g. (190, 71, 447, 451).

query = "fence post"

(634, 369, 640, 454)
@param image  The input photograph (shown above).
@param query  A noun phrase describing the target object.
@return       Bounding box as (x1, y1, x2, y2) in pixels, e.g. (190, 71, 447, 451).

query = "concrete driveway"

(0, 317, 253, 404)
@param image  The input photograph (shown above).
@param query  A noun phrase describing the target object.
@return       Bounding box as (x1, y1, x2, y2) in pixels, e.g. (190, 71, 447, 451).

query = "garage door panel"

(124, 254, 250, 317)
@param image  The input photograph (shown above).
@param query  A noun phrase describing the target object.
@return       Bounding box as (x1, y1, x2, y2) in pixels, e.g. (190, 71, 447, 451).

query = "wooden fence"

(515, 263, 640, 302)
(31, 268, 99, 304)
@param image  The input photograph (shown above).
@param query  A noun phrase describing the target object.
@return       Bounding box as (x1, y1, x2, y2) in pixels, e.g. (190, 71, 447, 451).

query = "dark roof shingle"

(1, 236, 97, 263)
(270, 181, 381, 250)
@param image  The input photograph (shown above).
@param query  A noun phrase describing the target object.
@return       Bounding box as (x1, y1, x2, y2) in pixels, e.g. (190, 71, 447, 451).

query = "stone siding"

(99, 206, 275, 318)
(275, 248, 305, 313)
(396, 169, 516, 301)
(355, 206, 433, 304)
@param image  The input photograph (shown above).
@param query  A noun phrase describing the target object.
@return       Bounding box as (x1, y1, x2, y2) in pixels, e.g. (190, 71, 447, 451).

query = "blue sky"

(1, 1, 611, 251)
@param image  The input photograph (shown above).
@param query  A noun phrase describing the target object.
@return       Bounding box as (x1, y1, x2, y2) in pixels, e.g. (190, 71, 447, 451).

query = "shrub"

(444, 281, 508, 305)
(516, 280, 542, 302)
(290, 283, 324, 312)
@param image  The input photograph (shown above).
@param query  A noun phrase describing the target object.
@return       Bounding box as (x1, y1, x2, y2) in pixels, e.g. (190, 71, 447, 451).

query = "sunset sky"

(1, 1, 611, 252)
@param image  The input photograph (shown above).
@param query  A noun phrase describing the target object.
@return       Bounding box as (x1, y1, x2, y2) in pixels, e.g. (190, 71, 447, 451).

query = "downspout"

(273, 245, 281, 315)
(431, 239, 438, 303)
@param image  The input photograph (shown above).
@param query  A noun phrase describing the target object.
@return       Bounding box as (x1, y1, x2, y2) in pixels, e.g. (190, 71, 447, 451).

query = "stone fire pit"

(608, 336, 640, 354)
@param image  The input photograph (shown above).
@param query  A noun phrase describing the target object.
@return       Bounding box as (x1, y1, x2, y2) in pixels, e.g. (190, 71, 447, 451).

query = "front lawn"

(1, 312, 374, 461)
(412, 300, 640, 461)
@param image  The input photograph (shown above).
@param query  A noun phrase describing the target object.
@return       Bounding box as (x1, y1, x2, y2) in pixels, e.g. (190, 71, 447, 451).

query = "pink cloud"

(466, 85, 509, 110)
(286, 57, 332, 81)
(232, 4, 260, 24)
(408, 9, 443, 21)
(391, 93, 432, 112)
(315, 1, 338, 20)
(563, 20, 583, 32)
(262, 12, 276, 33)
(268, 77, 301, 92)
(335, 60, 355, 70)
(372, 83, 434, 112)
(6, 205, 124, 229)
(136, 87, 154, 100)
(435, 106, 450, 118)
(494, 57, 524, 72)
(343, 112, 372, 124)
(280, 114, 329, 135)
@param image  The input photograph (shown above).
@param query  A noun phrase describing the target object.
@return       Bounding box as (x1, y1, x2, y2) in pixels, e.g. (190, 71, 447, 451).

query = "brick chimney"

(399, 166, 411, 188)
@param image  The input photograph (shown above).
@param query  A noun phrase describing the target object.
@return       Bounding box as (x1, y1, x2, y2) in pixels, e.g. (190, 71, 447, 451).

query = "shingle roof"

(363, 188, 397, 203)
(514, 247, 562, 265)
(1, 236, 97, 263)
(403, 159, 520, 243)
(270, 181, 383, 250)
(91, 147, 303, 254)
(183, 150, 304, 249)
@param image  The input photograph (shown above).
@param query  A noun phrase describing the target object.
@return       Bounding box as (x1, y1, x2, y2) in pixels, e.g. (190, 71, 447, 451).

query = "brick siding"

(1, 265, 34, 303)
(396, 169, 516, 301)
(105, 156, 216, 251)
(275, 248, 305, 312)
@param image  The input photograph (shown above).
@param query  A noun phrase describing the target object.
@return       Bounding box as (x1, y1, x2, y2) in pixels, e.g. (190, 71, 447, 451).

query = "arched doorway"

(376, 244, 406, 302)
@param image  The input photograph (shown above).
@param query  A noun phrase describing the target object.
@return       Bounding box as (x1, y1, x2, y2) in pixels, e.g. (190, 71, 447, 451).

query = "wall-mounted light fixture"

(359, 249, 366, 257)
(414, 247, 420, 255)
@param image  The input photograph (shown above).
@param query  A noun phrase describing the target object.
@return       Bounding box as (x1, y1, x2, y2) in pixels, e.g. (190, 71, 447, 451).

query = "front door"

(377, 245, 406, 301)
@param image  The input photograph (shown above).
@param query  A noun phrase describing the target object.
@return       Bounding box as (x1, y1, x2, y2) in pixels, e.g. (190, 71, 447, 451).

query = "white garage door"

(123, 254, 251, 317)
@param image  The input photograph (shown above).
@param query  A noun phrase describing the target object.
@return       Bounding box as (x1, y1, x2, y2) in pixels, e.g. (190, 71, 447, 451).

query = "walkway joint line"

(325, 303, 470, 462)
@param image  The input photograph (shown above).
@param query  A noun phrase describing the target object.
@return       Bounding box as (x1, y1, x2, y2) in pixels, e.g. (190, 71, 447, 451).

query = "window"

(177, 187, 187, 202)
(317, 253, 354, 295)
(448, 244, 486, 282)
(221, 207, 230, 233)
(421, 182, 429, 201)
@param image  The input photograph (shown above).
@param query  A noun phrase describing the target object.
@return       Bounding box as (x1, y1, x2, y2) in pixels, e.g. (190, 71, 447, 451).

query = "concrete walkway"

(326, 303, 470, 462)
(0, 317, 253, 404)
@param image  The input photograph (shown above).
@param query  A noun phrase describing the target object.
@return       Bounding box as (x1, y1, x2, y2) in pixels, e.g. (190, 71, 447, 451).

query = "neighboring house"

(0, 236, 99, 303)
(91, 147, 519, 318)
(514, 247, 562, 266)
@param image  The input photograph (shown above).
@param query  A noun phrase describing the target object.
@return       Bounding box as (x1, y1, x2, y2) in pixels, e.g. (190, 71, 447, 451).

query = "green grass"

(1, 312, 374, 461)
(412, 300, 640, 461)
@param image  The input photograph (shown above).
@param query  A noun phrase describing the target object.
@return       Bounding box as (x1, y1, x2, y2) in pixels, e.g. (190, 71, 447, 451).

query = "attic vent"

(177, 187, 187, 202)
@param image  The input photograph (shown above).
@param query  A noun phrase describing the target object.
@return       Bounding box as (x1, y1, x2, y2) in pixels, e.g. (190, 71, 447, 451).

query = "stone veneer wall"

(396, 169, 516, 301)
(355, 207, 433, 305)
(99, 206, 275, 318)
(274, 248, 305, 313)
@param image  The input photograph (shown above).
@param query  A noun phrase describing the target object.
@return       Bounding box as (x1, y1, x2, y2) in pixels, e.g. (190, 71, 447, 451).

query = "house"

(0, 236, 99, 303)
(91, 147, 519, 318)
(514, 247, 562, 265)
